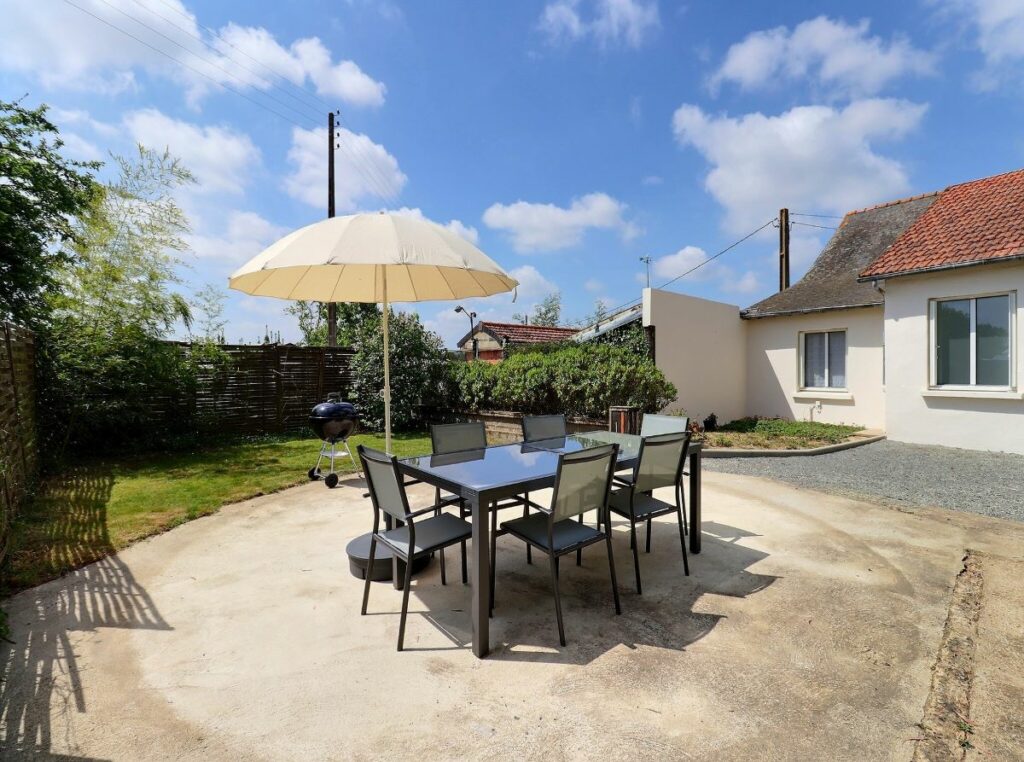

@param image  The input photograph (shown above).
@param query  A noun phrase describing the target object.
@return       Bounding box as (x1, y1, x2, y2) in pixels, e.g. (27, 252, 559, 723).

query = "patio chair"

(498, 443, 622, 646)
(358, 445, 472, 651)
(636, 414, 691, 535)
(522, 414, 567, 442)
(431, 422, 534, 578)
(608, 431, 691, 594)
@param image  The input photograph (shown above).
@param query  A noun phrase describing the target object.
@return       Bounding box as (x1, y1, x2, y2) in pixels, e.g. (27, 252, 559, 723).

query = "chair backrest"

(640, 413, 689, 437)
(522, 414, 567, 442)
(633, 431, 690, 493)
(550, 444, 618, 523)
(358, 445, 410, 523)
(431, 421, 487, 455)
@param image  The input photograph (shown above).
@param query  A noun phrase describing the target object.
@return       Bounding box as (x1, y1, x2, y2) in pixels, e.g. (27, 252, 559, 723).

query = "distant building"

(457, 321, 578, 362)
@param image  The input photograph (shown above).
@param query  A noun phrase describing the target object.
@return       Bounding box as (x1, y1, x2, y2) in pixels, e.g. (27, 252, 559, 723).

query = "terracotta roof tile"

(860, 168, 1024, 279)
(477, 321, 578, 344)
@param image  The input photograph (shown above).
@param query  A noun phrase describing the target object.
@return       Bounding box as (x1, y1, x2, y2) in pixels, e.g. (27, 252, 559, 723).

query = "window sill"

(793, 390, 853, 401)
(921, 389, 1024, 400)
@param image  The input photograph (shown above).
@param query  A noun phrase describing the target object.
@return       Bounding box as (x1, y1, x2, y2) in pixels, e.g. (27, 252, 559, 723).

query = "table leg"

(468, 493, 490, 658)
(688, 450, 702, 554)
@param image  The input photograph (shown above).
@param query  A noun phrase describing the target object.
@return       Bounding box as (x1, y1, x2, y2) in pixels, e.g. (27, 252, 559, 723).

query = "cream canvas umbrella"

(229, 211, 518, 452)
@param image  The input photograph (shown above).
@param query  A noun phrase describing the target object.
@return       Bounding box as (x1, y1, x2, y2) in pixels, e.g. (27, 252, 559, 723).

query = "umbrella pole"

(382, 270, 392, 454)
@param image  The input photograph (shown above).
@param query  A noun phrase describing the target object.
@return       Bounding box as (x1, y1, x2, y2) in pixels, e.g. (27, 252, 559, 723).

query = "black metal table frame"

(397, 437, 702, 658)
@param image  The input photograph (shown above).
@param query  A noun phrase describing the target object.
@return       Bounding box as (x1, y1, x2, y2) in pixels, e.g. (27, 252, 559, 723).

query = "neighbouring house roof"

(457, 321, 578, 348)
(859, 168, 1024, 280)
(742, 193, 939, 319)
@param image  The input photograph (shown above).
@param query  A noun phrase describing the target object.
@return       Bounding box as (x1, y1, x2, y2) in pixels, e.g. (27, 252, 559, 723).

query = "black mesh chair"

(637, 414, 691, 534)
(522, 414, 567, 443)
(608, 431, 691, 594)
(359, 445, 472, 651)
(499, 443, 622, 647)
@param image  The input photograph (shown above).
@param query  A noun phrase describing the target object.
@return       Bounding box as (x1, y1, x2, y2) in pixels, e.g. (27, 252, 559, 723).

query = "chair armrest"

(405, 504, 444, 520)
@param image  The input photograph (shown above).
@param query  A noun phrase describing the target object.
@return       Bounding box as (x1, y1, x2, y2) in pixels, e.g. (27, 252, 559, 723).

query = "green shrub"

(448, 343, 675, 419)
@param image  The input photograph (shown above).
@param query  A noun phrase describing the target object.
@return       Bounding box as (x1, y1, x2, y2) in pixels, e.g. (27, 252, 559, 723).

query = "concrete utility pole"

(778, 208, 790, 292)
(327, 111, 338, 347)
(640, 255, 652, 288)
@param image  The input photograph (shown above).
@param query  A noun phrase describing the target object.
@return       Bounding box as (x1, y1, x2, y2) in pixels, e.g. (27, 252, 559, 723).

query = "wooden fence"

(0, 322, 37, 567)
(177, 343, 357, 437)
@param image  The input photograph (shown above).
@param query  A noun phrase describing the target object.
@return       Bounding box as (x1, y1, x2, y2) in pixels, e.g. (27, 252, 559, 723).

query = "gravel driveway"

(705, 439, 1024, 523)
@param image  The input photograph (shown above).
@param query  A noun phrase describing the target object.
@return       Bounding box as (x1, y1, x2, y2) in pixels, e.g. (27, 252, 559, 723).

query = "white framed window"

(800, 330, 847, 390)
(930, 292, 1016, 390)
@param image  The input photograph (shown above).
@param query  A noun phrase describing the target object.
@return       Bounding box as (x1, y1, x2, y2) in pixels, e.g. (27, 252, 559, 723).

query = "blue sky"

(5, 0, 1024, 346)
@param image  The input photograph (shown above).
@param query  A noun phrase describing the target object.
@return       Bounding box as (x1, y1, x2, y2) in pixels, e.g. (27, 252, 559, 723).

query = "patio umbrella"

(229, 211, 518, 453)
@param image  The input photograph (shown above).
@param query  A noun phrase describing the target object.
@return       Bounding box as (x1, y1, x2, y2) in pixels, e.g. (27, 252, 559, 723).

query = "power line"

(133, 0, 399, 200)
(791, 212, 843, 219)
(571, 218, 778, 327)
(61, 0, 399, 203)
(791, 221, 837, 231)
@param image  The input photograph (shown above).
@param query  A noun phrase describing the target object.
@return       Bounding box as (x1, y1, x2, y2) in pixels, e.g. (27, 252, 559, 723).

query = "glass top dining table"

(396, 429, 703, 658)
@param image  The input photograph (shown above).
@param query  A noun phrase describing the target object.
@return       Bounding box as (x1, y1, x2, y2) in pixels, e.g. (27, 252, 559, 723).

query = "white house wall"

(743, 307, 886, 429)
(883, 262, 1024, 454)
(642, 288, 746, 423)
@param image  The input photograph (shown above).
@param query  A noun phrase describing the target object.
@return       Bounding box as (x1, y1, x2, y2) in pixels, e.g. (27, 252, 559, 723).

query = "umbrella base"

(346, 531, 431, 581)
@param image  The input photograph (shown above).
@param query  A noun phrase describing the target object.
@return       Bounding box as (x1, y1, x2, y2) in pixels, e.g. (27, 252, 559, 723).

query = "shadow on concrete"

(371, 516, 776, 664)
(0, 464, 170, 759)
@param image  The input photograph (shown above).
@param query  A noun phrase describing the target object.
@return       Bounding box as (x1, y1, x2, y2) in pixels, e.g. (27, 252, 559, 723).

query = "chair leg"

(524, 493, 532, 565)
(439, 547, 447, 586)
(460, 539, 468, 584)
(577, 515, 583, 566)
(605, 529, 622, 615)
(678, 483, 688, 536)
(396, 553, 414, 651)
(645, 518, 652, 553)
(361, 535, 377, 615)
(677, 508, 690, 577)
(489, 507, 498, 617)
(630, 521, 643, 595)
(548, 553, 566, 647)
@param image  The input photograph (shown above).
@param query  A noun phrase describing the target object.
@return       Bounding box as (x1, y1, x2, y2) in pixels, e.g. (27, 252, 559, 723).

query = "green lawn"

(2, 432, 431, 595)
(704, 417, 864, 450)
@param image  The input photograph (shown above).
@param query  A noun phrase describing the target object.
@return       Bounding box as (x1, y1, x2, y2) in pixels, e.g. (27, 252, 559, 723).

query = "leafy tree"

(0, 100, 99, 325)
(350, 310, 449, 431)
(512, 291, 562, 326)
(192, 283, 227, 341)
(286, 300, 379, 346)
(39, 146, 203, 450)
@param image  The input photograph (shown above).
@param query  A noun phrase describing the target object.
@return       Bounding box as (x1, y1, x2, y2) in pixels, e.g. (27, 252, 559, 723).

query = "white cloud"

(421, 264, 559, 346)
(639, 244, 764, 296)
(641, 175, 663, 186)
(672, 99, 927, 232)
(60, 132, 104, 162)
(942, 0, 1024, 88)
(711, 17, 935, 98)
(124, 109, 260, 194)
(285, 125, 407, 210)
(0, 0, 385, 108)
(482, 192, 639, 253)
(49, 107, 119, 138)
(539, 0, 659, 48)
(386, 207, 480, 245)
(584, 278, 604, 293)
(188, 210, 287, 263)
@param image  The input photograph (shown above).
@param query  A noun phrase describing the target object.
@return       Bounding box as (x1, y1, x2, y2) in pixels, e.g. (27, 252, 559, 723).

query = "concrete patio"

(2, 471, 1023, 760)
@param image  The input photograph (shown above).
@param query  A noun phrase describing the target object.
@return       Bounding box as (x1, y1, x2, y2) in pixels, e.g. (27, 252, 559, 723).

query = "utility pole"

(640, 255, 652, 288)
(778, 207, 790, 292)
(326, 111, 338, 347)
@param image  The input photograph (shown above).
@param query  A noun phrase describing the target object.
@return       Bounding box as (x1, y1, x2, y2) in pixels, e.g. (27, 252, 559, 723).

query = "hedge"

(448, 343, 676, 419)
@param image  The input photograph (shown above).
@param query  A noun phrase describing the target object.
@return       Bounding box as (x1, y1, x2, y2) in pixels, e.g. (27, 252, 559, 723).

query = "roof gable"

(861, 168, 1024, 279)
(742, 194, 937, 319)
(459, 321, 577, 348)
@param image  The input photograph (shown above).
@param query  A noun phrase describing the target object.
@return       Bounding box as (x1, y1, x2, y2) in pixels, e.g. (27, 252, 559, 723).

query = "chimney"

(778, 207, 790, 291)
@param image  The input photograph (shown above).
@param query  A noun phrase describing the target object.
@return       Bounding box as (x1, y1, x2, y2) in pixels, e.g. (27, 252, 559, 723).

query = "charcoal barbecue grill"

(308, 395, 358, 488)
